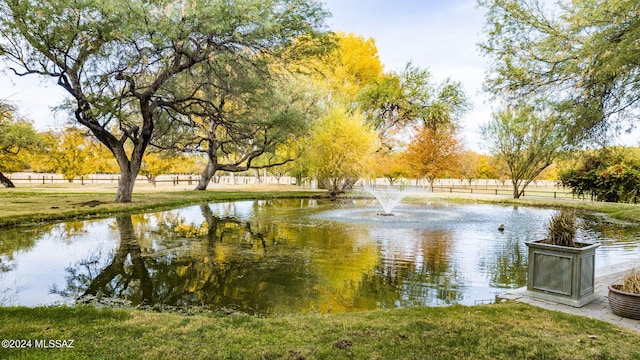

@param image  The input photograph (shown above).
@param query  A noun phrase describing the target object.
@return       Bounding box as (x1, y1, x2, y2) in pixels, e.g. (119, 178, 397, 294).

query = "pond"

(1, 199, 639, 315)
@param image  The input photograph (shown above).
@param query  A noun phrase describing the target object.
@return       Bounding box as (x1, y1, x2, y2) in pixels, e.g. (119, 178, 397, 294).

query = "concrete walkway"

(498, 260, 640, 332)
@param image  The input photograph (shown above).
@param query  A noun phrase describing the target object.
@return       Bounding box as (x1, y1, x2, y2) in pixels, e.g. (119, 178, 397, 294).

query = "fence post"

(554, 192, 557, 199)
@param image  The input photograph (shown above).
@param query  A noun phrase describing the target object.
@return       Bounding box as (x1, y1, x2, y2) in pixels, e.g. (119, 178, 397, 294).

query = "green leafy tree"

(481, 104, 567, 198)
(155, 71, 322, 190)
(264, 143, 301, 184)
(0, 102, 41, 187)
(0, 0, 330, 201)
(479, 0, 640, 142)
(357, 63, 470, 148)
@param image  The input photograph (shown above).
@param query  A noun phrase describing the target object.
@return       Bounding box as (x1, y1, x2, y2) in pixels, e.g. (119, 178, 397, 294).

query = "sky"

(0, 1, 635, 151)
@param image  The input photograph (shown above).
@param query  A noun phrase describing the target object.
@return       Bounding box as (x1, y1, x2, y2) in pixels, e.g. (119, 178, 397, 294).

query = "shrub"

(545, 211, 577, 247)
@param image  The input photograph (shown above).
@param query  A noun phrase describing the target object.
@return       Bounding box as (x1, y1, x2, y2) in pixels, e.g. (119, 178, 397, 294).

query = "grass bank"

(1, 303, 639, 360)
(3, 183, 640, 227)
(0, 183, 328, 228)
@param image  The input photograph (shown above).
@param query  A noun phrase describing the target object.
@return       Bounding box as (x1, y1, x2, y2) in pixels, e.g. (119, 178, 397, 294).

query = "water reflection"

(1, 199, 639, 315)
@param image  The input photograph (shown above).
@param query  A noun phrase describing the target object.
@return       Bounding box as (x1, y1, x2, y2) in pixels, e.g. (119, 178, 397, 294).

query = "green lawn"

(1, 303, 639, 360)
(3, 182, 640, 228)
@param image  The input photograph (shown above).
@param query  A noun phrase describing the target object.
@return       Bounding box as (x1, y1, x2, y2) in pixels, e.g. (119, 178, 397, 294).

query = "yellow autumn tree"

(35, 128, 117, 181)
(310, 32, 383, 101)
(457, 151, 501, 185)
(40, 129, 93, 182)
(306, 106, 378, 196)
(140, 152, 176, 183)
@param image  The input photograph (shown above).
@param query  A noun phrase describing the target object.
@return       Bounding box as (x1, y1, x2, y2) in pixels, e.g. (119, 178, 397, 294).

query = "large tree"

(481, 104, 567, 198)
(479, 0, 640, 142)
(0, 0, 329, 202)
(154, 68, 321, 190)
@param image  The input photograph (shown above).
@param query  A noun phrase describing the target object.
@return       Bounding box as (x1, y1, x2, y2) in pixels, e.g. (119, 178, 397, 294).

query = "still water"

(1, 199, 639, 315)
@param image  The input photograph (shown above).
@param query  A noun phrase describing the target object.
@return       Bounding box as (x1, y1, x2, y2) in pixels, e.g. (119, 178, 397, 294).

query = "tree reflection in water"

(360, 229, 463, 307)
(61, 204, 331, 313)
(487, 234, 527, 289)
(57, 216, 153, 305)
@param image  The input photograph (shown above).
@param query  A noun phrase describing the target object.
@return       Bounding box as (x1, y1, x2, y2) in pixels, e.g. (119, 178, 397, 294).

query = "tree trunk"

(115, 168, 137, 203)
(196, 158, 217, 191)
(512, 182, 521, 199)
(0, 172, 15, 188)
(196, 141, 220, 191)
(427, 178, 435, 191)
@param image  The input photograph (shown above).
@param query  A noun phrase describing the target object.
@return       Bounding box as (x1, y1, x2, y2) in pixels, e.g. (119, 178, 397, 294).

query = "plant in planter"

(543, 210, 577, 246)
(608, 269, 640, 320)
(525, 210, 600, 307)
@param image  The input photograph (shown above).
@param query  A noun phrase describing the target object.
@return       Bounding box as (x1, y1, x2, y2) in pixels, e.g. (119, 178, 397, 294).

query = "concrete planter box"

(525, 240, 600, 307)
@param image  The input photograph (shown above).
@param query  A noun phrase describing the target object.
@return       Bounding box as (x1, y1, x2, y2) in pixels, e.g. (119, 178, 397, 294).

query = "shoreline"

(2, 182, 640, 227)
